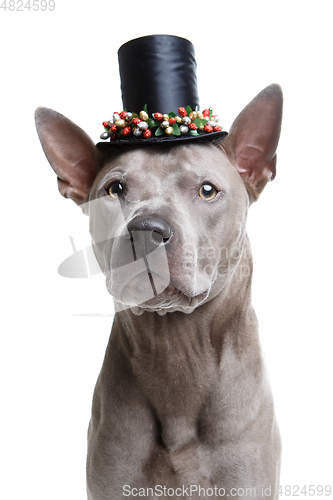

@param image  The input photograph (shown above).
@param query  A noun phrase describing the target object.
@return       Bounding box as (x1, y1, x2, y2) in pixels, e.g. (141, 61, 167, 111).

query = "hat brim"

(96, 130, 228, 149)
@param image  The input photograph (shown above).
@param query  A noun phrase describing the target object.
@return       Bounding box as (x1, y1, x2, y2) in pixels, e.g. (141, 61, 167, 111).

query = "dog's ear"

(216, 84, 283, 201)
(35, 107, 97, 205)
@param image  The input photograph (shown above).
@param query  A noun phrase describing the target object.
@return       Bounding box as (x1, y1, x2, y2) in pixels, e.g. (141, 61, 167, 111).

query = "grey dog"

(35, 82, 283, 499)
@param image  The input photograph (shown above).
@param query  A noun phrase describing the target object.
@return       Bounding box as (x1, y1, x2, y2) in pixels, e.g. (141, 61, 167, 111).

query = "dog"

(36, 76, 282, 498)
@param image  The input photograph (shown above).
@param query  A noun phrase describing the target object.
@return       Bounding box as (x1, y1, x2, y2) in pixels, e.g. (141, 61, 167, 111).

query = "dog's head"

(35, 85, 282, 315)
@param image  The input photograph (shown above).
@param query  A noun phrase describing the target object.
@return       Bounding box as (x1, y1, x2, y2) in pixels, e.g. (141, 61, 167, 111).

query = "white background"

(1, 1, 332, 498)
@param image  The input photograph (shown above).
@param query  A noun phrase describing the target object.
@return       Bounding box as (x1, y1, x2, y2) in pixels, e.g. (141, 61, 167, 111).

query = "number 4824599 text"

(0, 0, 55, 11)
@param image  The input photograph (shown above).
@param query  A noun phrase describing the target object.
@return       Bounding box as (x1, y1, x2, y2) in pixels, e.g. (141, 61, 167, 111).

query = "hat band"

(100, 105, 222, 142)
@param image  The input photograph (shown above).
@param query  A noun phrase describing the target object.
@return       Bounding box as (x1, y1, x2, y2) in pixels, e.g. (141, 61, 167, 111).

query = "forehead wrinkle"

(166, 143, 213, 175)
(99, 142, 233, 194)
(123, 145, 208, 194)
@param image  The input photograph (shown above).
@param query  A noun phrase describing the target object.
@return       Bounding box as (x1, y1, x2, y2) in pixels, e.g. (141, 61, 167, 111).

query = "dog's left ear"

(216, 84, 283, 201)
(35, 107, 97, 206)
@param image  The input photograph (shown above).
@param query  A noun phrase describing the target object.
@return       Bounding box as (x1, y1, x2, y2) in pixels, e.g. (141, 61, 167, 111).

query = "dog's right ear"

(35, 107, 97, 206)
(215, 84, 283, 202)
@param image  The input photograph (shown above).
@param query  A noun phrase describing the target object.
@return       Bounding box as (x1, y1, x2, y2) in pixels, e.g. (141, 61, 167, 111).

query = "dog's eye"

(199, 184, 218, 201)
(108, 182, 124, 198)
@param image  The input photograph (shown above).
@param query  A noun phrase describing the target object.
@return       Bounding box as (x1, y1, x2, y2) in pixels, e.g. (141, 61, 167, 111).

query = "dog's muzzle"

(106, 215, 172, 307)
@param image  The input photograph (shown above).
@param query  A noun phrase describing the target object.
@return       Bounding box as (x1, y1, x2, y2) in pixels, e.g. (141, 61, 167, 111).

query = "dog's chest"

(87, 312, 279, 499)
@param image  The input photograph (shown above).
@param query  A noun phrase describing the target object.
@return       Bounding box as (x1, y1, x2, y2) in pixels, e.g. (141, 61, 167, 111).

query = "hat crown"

(118, 35, 200, 114)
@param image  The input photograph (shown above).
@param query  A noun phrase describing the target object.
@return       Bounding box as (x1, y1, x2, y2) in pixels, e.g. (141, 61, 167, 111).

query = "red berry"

(143, 129, 152, 139)
(168, 117, 176, 125)
(122, 126, 132, 136)
(110, 133, 117, 141)
(102, 121, 110, 129)
(153, 112, 163, 121)
(202, 109, 210, 118)
(132, 117, 141, 125)
(110, 124, 117, 133)
(189, 123, 197, 130)
(120, 111, 127, 120)
(178, 107, 187, 117)
(214, 126, 222, 132)
(204, 124, 213, 133)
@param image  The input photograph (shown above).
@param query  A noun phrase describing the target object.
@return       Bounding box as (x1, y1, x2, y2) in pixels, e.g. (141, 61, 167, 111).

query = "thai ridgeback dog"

(35, 83, 283, 499)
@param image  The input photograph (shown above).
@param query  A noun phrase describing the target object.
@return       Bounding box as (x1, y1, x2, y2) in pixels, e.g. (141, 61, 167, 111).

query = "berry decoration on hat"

(100, 105, 222, 141)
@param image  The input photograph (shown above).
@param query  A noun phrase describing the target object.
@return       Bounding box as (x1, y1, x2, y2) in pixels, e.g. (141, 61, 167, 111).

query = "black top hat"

(98, 35, 227, 147)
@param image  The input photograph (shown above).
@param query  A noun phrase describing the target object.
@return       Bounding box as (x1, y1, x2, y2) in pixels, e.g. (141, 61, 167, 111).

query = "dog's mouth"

(104, 230, 214, 314)
(133, 283, 210, 315)
(107, 261, 211, 315)
(116, 285, 210, 316)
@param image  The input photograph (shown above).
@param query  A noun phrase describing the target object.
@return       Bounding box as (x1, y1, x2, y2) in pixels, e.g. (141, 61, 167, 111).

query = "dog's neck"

(104, 237, 261, 451)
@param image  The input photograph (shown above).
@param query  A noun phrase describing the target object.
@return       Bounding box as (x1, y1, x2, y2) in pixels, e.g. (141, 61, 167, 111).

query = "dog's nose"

(127, 216, 173, 244)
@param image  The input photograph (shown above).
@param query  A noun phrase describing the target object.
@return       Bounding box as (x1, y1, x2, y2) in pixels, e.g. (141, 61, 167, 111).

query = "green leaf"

(168, 111, 176, 118)
(143, 104, 148, 113)
(194, 118, 207, 128)
(155, 126, 165, 137)
(172, 123, 181, 136)
(148, 118, 156, 128)
(189, 130, 199, 137)
(186, 105, 193, 116)
(209, 108, 213, 120)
